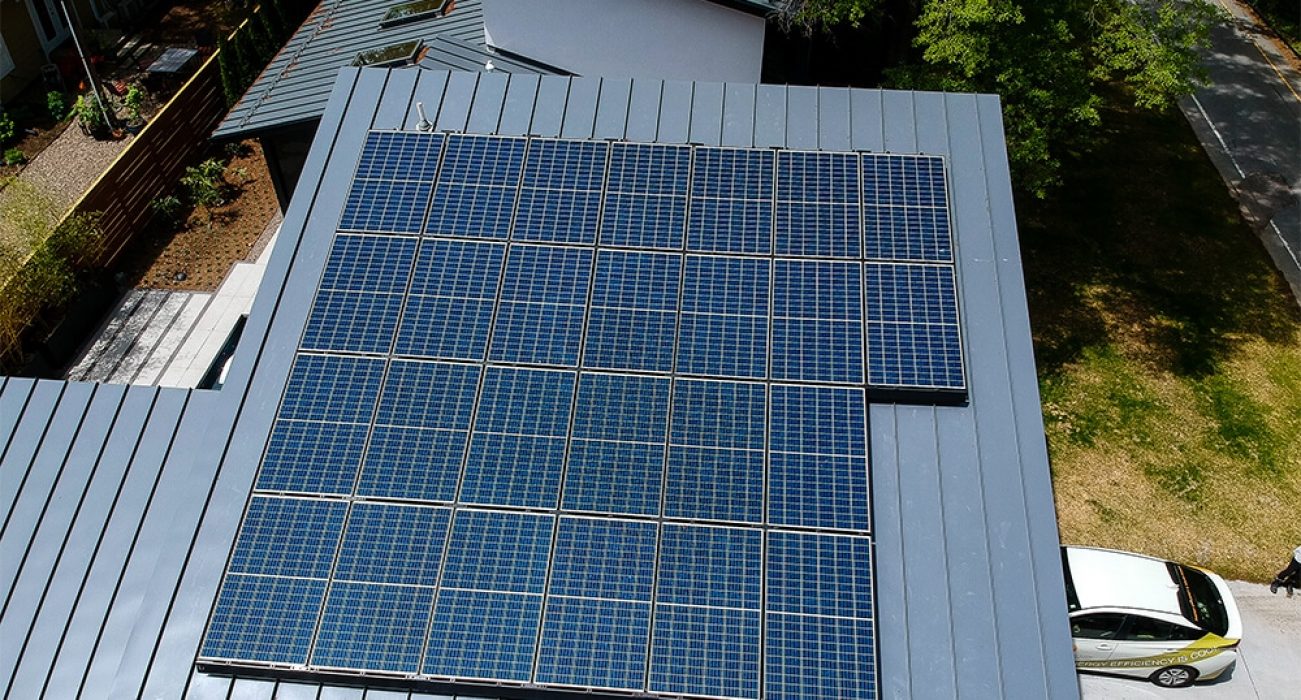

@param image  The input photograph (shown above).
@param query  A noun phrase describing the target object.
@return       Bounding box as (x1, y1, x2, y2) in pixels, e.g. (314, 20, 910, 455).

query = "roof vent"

(353, 39, 425, 67)
(379, 0, 454, 29)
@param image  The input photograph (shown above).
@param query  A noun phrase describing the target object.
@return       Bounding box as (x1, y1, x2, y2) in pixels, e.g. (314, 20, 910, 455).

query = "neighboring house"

(0, 0, 108, 104)
(0, 68, 1080, 700)
(215, 0, 776, 209)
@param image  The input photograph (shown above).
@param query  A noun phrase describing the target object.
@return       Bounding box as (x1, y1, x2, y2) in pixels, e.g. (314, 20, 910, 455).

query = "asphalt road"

(1179, 0, 1301, 302)
(1079, 581, 1301, 699)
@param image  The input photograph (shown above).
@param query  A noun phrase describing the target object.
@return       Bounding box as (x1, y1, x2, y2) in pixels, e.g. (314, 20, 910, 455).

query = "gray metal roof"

(213, 0, 552, 139)
(0, 69, 1079, 700)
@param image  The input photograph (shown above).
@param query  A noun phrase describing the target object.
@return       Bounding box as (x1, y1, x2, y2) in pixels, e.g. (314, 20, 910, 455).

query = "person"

(1270, 545, 1301, 597)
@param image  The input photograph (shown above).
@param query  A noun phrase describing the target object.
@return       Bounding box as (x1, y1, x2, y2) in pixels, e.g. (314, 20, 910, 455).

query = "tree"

(217, 36, 243, 107)
(782, 0, 1219, 196)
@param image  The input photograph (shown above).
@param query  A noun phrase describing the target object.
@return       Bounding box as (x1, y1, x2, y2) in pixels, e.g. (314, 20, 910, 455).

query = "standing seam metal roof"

(0, 69, 1079, 700)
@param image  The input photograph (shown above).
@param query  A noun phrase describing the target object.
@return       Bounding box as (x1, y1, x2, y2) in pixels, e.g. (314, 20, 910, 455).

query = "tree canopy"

(781, 0, 1219, 196)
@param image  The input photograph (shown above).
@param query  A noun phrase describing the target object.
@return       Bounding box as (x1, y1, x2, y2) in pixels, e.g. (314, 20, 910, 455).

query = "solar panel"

(203, 130, 972, 698)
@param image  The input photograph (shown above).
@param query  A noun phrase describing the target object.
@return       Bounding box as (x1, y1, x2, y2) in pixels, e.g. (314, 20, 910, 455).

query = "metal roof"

(0, 69, 1079, 700)
(213, 0, 553, 139)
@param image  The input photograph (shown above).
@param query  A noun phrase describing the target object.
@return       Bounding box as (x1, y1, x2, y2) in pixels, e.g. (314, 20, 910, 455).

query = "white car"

(1061, 546, 1243, 688)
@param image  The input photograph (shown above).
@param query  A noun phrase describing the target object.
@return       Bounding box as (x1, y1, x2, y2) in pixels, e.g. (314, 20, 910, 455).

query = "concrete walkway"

(1080, 580, 1301, 699)
(1180, 0, 1301, 303)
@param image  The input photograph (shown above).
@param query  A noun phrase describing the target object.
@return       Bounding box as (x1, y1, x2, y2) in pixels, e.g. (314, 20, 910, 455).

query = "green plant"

(150, 194, 184, 226)
(181, 158, 230, 229)
(0, 111, 14, 144)
(223, 140, 252, 159)
(249, 11, 277, 64)
(73, 94, 104, 132)
(3, 148, 25, 166)
(123, 84, 146, 123)
(46, 91, 68, 121)
(217, 37, 242, 107)
(232, 25, 259, 86)
(267, 0, 292, 40)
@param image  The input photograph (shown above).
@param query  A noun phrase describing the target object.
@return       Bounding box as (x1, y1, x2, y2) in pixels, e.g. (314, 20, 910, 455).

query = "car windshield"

(1168, 563, 1229, 636)
(1061, 548, 1080, 612)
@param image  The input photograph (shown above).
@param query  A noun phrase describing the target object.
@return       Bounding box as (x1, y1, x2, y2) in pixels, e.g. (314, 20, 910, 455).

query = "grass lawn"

(1018, 93, 1301, 582)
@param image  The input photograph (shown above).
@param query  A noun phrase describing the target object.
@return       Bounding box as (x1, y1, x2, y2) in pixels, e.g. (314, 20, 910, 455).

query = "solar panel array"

(200, 131, 965, 699)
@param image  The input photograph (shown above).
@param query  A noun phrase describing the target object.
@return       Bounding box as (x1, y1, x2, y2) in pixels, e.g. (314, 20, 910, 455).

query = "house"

(0, 0, 107, 103)
(214, 0, 774, 209)
(0, 68, 1080, 699)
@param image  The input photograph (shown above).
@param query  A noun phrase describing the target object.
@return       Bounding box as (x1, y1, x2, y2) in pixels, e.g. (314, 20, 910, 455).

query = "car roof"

(1064, 546, 1183, 616)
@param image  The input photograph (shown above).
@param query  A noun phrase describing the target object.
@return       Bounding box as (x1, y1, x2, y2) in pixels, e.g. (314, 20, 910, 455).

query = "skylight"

(353, 40, 424, 68)
(379, 0, 453, 28)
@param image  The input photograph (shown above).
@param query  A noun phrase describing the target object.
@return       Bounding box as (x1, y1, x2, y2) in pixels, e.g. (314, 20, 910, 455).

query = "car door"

(1108, 614, 1206, 670)
(1069, 612, 1128, 664)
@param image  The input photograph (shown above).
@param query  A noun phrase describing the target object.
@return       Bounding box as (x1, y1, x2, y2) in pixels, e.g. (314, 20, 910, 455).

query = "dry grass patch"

(1022, 89, 1301, 582)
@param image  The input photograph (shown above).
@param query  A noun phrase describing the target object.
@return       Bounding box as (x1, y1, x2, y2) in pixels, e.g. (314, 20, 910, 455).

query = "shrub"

(73, 94, 104, 132)
(123, 84, 146, 123)
(0, 111, 14, 144)
(150, 194, 184, 226)
(217, 37, 243, 107)
(46, 91, 68, 121)
(3, 148, 25, 166)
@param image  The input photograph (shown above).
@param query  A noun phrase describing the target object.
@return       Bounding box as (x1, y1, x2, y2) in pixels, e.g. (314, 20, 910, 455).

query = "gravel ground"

(19, 127, 130, 212)
(0, 126, 130, 263)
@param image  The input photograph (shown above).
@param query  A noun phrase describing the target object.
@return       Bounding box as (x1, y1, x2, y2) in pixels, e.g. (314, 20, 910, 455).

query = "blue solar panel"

(489, 245, 593, 365)
(202, 574, 325, 664)
(766, 614, 876, 700)
(600, 143, 690, 249)
(319, 235, 418, 293)
(535, 597, 650, 690)
(312, 582, 434, 672)
(562, 439, 664, 516)
(656, 524, 760, 608)
(408, 239, 504, 298)
(340, 179, 434, 234)
(375, 360, 479, 429)
(649, 606, 761, 699)
(866, 262, 963, 390)
(769, 384, 867, 456)
(664, 446, 764, 523)
(549, 517, 657, 600)
(460, 433, 566, 508)
(670, 379, 766, 450)
(513, 140, 607, 244)
(424, 589, 542, 681)
(354, 131, 442, 181)
(355, 426, 465, 502)
(207, 133, 988, 700)
(278, 354, 385, 424)
(228, 496, 346, 578)
(688, 148, 774, 254)
(440, 509, 553, 594)
(769, 452, 869, 530)
(572, 373, 669, 443)
(767, 531, 873, 618)
(474, 367, 575, 436)
(257, 420, 367, 495)
(301, 290, 403, 354)
(334, 503, 450, 586)
(426, 135, 527, 238)
(776, 151, 862, 258)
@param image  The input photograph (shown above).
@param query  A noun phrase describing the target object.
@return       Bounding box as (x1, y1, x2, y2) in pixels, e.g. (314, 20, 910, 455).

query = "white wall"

(482, 0, 765, 83)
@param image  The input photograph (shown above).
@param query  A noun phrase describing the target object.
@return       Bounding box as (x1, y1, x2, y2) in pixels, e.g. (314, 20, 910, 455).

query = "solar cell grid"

(562, 439, 664, 516)
(318, 235, 418, 293)
(355, 425, 465, 502)
(312, 581, 433, 673)
(340, 179, 434, 235)
(277, 354, 385, 424)
(228, 496, 346, 579)
(655, 524, 761, 609)
(202, 574, 325, 664)
(548, 517, 657, 601)
(333, 503, 450, 586)
(300, 290, 403, 355)
(440, 509, 553, 594)
(354, 131, 443, 181)
(649, 605, 761, 699)
(424, 589, 542, 681)
(257, 420, 367, 495)
(536, 597, 651, 691)
(460, 432, 566, 508)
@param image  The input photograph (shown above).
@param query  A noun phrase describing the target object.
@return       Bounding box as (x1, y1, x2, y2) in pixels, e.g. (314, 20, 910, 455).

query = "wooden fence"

(71, 51, 228, 267)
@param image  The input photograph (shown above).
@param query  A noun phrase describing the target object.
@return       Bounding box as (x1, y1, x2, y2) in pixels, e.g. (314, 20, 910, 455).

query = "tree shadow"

(1020, 90, 1301, 379)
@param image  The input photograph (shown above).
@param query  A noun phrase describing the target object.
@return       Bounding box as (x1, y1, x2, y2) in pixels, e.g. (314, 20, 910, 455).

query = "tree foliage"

(782, 0, 1219, 196)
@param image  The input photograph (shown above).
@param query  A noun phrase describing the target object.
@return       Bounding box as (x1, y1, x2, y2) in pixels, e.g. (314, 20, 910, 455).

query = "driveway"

(1180, 0, 1301, 303)
(1079, 581, 1301, 699)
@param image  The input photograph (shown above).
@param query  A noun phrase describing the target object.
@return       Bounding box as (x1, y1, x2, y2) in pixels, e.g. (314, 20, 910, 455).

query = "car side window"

(1071, 613, 1127, 639)
(1121, 615, 1203, 642)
